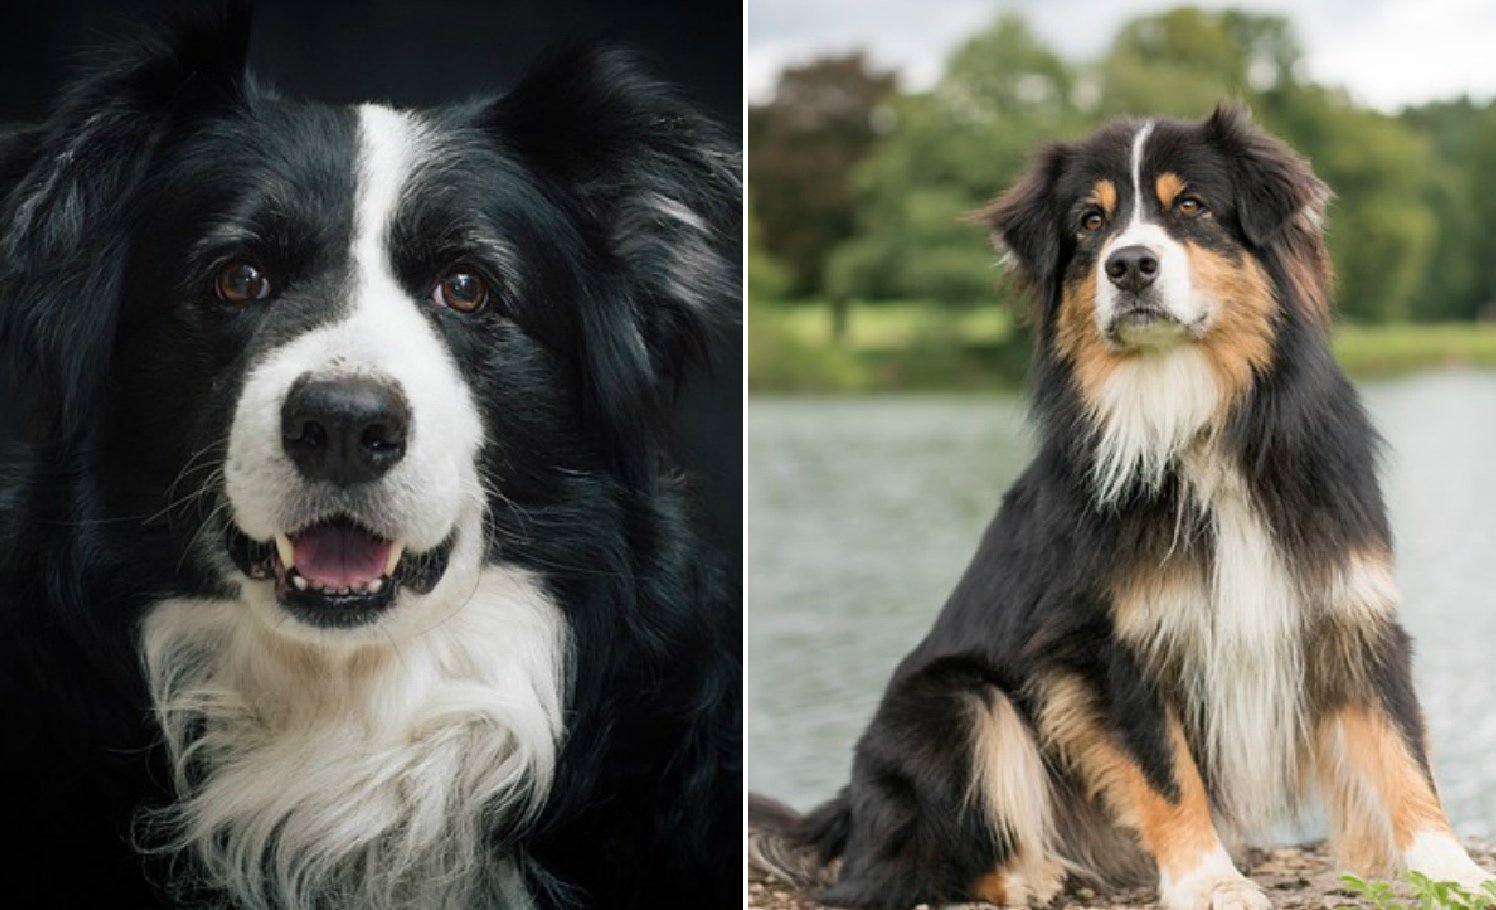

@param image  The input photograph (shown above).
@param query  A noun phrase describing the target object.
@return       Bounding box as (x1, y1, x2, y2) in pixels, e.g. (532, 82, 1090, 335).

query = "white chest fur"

(1093, 348, 1307, 833)
(1113, 454, 1307, 835)
(140, 566, 568, 910)
(1113, 452, 1310, 838)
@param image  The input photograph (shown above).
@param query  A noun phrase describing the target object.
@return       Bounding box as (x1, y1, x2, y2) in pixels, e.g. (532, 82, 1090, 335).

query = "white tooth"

(368, 578, 384, 594)
(385, 542, 404, 575)
(338, 586, 351, 596)
(292, 574, 309, 591)
(274, 534, 295, 568)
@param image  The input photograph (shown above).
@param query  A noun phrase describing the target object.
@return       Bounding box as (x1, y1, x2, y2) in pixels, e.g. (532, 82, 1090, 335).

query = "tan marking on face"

(1054, 273, 1113, 406)
(1092, 179, 1118, 217)
(1315, 704, 1451, 874)
(1155, 173, 1186, 209)
(1032, 676, 1222, 883)
(1055, 218, 1279, 450)
(1183, 242, 1276, 404)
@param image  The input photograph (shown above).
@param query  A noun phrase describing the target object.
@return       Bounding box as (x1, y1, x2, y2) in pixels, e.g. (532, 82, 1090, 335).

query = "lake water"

(747, 370, 1496, 840)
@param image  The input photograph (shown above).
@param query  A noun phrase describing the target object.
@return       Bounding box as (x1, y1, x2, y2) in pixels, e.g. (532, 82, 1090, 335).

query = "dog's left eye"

(216, 261, 272, 303)
(1175, 195, 1207, 216)
(432, 272, 489, 314)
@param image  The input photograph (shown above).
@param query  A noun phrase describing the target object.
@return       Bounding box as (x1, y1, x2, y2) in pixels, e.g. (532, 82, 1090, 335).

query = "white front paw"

(1404, 831, 1493, 893)
(1160, 847, 1270, 910)
(1202, 877, 1273, 910)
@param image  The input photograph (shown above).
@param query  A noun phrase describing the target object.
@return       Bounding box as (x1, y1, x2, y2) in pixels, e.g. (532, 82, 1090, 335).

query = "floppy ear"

(1203, 102, 1333, 321)
(969, 142, 1069, 301)
(486, 45, 741, 463)
(0, 1, 252, 445)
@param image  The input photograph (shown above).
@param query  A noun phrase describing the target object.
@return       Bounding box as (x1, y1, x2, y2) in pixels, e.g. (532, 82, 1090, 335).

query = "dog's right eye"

(1080, 210, 1105, 232)
(216, 261, 272, 304)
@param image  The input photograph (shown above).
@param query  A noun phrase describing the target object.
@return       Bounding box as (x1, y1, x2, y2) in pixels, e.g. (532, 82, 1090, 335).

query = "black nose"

(281, 376, 410, 486)
(1104, 244, 1160, 294)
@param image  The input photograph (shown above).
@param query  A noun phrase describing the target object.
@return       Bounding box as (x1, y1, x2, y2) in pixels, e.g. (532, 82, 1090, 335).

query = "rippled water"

(747, 371, 1496, 839)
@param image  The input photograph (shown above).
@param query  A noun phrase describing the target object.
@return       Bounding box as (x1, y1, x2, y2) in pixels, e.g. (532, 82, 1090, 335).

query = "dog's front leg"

(1037, 676, 1268, 910)
(1316, 701, 1491, 891)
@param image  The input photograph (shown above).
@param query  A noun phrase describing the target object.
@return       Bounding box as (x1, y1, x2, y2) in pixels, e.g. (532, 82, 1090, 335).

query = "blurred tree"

(1450, 101, 1496, 319)
(1096, 7, 1253, 116)
(748, 191, 790, 303)
(827, 15, 1083, 305)
(1397, 98, 1486, 321)
(748, 52, 897, 297)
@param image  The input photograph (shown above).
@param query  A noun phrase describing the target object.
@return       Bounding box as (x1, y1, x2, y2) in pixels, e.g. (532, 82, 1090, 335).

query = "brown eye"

(1081, 210, 1105, 232)
(433, 271, 489, 313)
(216, 261, 271, 303)
(1176, 195, 1206, 216)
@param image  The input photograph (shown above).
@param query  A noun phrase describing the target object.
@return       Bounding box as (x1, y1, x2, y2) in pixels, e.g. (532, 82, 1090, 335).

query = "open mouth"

(227, 517, 454, 627)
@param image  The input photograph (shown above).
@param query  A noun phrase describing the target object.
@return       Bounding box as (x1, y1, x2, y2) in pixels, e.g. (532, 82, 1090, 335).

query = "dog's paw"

(1404, 831, 1494, 894)
(1160, 854, 1270, 910)
(970, 858, 1066, 907)
(1203, 877, 1273, 910)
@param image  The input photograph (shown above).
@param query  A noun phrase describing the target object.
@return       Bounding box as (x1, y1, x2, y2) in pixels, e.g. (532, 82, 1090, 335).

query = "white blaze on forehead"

(1094, 118, 1201, 335)
(1128, 119, 1155, 228)
(354, 104, 420, 271)
(224, 103, 485, 566)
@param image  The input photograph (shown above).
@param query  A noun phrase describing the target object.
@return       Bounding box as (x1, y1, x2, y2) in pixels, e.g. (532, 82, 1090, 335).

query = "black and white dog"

(0, 5, 740, 908)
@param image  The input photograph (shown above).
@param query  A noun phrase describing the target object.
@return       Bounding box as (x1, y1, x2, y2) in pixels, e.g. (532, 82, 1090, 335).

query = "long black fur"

(0, 5, 740, 907)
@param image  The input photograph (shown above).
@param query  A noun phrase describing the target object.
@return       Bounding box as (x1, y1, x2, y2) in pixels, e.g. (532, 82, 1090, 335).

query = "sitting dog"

(750, 106, 1490, 910)
(0, 4, 740, 908)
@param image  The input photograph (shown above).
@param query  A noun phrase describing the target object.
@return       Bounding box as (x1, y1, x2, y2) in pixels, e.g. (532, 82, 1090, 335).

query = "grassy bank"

(750, 300, 1496, 394)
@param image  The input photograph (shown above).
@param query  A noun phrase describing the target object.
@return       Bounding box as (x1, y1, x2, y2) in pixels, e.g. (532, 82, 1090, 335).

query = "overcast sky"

(747, 0, 1496, 113)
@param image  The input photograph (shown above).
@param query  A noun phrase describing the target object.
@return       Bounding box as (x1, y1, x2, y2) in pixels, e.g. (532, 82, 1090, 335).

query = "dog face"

(974, 107, 1333, 504)
(978, 106, 1330, 390)
(0, 7, 739, 644)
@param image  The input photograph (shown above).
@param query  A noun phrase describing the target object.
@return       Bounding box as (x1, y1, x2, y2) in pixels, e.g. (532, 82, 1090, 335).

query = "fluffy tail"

(747, 790, 851, 887)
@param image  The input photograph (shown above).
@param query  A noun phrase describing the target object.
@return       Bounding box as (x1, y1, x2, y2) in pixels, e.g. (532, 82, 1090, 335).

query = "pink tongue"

(291, 523, 392, 589)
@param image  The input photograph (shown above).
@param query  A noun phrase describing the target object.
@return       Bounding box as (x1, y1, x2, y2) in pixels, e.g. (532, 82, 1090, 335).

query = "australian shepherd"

(749, 106, 1491, 909)
(0, 5, 740, 908)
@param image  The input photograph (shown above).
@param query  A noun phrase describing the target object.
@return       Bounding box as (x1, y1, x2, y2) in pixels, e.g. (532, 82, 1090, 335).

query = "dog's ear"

(486, 45, 741, 462)
(0, 2, 253, 444)
(969, 142, 1070, 300)
(1204, 102, 1333, 321)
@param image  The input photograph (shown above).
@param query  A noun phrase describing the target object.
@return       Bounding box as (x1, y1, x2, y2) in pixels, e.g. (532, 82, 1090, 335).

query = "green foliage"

(748, 53, 898, 296)
(1340, 872, 1496, 909)
(747, 299, 864, 394)
(748, 193, 791, 303)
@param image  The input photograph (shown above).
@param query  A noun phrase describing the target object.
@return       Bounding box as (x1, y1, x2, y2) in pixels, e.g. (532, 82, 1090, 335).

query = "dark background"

(0, 0, 744, 578)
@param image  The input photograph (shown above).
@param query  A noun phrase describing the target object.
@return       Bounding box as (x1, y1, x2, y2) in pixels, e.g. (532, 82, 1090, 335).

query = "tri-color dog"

(750, 106, 1490, 910)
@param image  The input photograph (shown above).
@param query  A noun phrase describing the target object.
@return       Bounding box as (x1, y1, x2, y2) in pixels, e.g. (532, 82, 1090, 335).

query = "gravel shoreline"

(749, 841, 1496, 909)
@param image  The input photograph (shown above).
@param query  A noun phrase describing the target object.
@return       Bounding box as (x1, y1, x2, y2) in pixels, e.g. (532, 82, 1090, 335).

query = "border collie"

(749, 106, 1491, 909)
(0, 5, 740, 908)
